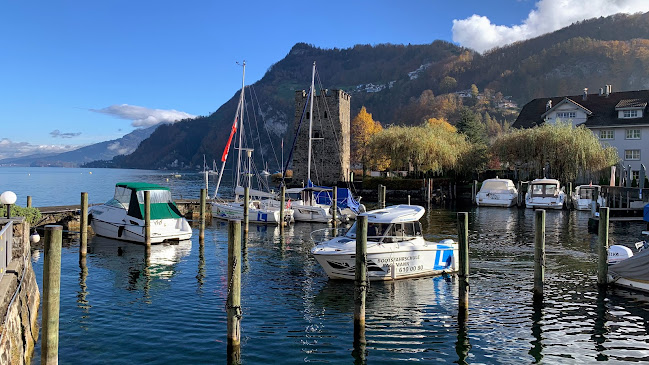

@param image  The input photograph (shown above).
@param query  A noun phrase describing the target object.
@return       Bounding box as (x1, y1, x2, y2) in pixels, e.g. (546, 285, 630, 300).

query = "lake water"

(2, 167, 649, 363)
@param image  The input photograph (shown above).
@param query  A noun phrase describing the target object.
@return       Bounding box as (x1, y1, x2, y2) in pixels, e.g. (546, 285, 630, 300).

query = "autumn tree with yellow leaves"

(351, 106, 383, 176)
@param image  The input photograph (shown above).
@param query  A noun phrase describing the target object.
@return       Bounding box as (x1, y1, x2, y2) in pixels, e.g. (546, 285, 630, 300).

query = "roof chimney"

(583, 88, 588, 101)
(599, 87, 604, 96)
(605, 84, 611, 97)
(546, 100, 552, 111)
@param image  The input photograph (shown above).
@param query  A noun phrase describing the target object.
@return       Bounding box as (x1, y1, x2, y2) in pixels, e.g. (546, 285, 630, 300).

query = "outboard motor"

(608, 245, 634, 265)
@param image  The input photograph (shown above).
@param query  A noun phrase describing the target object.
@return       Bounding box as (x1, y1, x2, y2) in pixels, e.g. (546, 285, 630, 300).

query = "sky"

(1, 0, 648, 160)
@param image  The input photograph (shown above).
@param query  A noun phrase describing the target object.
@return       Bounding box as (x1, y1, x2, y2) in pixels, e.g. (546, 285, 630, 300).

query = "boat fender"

(88, 213, 93, 223)
(359, 204, 366, 213)
(608, 245, 634, 265)
(439, 239, 455, 245)
(118, 225, 125, 238)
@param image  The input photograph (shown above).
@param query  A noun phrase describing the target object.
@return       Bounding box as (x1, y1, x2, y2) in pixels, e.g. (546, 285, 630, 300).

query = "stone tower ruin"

(291, 89, 350, 186)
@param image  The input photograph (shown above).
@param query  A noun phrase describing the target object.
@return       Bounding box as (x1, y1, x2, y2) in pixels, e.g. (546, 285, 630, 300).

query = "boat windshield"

(578, 188, 597, 199)
(531, 183, 559, 197)
(135, 189, 174, 204)
(345, 222, 422, 242)
(481, 181, 511, 192)
(111, 186, 132, 208)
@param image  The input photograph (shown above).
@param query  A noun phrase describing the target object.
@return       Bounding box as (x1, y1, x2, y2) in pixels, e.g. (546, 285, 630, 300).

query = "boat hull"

(292, 204, 332, 223)
(312, 244, 458, 281)
(476, 193, 517, 207)
(211, 202, 291, 224)
(90, 206, 192, 244)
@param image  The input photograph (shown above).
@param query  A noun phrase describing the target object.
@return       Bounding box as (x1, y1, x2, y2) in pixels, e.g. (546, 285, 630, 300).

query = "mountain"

(0, 125, 158, 167)
(111, 12, 649, 171)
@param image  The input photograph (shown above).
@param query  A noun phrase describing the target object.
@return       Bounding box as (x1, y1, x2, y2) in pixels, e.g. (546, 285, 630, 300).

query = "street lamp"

(1, 191, 17, 219)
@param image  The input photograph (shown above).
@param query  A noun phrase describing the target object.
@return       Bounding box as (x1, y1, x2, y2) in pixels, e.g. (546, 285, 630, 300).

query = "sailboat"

(211, 61, 293, 224)
(283, 62, 364, 223)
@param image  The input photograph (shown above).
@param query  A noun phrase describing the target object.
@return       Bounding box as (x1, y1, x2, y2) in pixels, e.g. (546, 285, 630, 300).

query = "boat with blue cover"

(311, 204, 458, 280)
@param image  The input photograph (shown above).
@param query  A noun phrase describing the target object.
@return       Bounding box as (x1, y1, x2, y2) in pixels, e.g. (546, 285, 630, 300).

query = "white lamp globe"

(0, 191, 17, 205)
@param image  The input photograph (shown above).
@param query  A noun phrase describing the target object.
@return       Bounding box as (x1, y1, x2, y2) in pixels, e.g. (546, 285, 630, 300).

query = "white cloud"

(452, 0, 649, 53)
(107, 141, 132, 156)
(90, 104, 197, 128)
(50, 129, 82, 138)
(0, 138, 79, 160)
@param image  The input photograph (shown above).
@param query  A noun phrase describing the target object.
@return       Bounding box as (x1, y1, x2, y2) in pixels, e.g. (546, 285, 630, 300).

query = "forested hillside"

(108, 12, 649, 171)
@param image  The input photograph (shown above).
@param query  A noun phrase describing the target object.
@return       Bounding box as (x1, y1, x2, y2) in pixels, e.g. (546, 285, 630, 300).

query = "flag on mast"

(222, 117, 238, 162)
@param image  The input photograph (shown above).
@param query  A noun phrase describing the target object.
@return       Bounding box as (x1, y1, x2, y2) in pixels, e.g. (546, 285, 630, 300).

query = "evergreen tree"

(456, 108, 487, 145)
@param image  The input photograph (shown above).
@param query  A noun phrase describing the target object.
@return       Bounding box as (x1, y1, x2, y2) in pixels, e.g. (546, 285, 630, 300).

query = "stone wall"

(292, 89, 351, 186)
(0, 218, 40, 364)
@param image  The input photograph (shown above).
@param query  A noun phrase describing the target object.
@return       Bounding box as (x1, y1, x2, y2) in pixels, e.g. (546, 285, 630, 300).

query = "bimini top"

(362, 205, 425, 224)
(116, 182, 170, 191)
(530, 178, 560, 186)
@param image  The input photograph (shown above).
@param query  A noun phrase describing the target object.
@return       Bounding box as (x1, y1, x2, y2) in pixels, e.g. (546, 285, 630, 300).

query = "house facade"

(513, 87, 649, 183)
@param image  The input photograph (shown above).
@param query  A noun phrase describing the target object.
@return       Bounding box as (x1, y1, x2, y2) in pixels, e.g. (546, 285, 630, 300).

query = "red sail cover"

(222, 118, 237, 162)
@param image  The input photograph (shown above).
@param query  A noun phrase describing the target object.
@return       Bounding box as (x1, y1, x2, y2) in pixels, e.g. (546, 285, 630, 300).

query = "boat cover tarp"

(644, 204, 649, 222)
(307, 181, 361, 213)
(120, 184, 182, 220)
(609, 247, 649, 281)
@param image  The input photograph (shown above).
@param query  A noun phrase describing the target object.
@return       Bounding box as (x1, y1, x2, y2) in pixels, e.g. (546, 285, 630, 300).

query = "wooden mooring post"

(457, 212, 469, 311)
(42, 225, 62, 365)
(243, 186, 249, 236)
(227, 220, 242, 363)
(378, 184, 383, 207)
(27, 195, 32, 208)
(354, 215, 368, 350)
(332, 187, 337, 226)
(144, 191, 151, 247)
(533, 209, 545, 300)
(472, 180, 477, 204)
(80, 192, 88, 258)
(597, 207, 610, 286)
(199, 188, 206, 244)
(280, 185, 286, 231)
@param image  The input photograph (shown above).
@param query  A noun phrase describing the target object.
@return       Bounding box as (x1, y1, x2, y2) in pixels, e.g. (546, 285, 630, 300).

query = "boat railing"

(0, 221, 13, 273)
(310, 227, 348, 244)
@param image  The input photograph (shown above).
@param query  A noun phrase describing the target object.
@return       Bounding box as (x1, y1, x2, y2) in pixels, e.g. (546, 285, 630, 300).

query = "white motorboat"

(212, 187, 293, 224)
(311, 205, 458, 280)
(525, 178, 566, 210)
(286, 187, 334, 223)
(475, 178, 518, 207)
(608, 230, 649, 292)
(89, 182, 192, 244)
(572, 184, 605, 211)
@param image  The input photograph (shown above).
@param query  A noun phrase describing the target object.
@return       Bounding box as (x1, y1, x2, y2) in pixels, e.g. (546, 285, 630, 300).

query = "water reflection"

(196, 243, 205, 292)
(88, 236, 191, 290)
(529, 300, 544, 363)
(77, 256, 90, 313)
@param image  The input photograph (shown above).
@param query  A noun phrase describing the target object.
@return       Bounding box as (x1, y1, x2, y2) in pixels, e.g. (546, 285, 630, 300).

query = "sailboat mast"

(307, 61, 315, 184)
(234, 61, 246, 202)
(213, 61, 246, 199)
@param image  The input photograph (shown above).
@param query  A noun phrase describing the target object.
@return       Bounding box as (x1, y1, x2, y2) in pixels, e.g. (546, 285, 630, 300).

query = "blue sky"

(1, 0, 648, 159)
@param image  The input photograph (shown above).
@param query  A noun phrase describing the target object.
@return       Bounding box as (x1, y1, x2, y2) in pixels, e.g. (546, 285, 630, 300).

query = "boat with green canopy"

(89, 182, 192, 243)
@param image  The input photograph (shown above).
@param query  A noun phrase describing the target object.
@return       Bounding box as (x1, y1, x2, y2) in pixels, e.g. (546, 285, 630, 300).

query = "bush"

(0, 205, 42, 226)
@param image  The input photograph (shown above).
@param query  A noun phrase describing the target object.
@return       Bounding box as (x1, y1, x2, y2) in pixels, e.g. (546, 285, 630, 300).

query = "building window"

(599, 130, 614, 139)
(556, 112, 576, 119)
(624, 149, 640, 160)
(625, 129, 641, 139)
(632, 170, 640, 182)
(622, 110, 639, 118)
